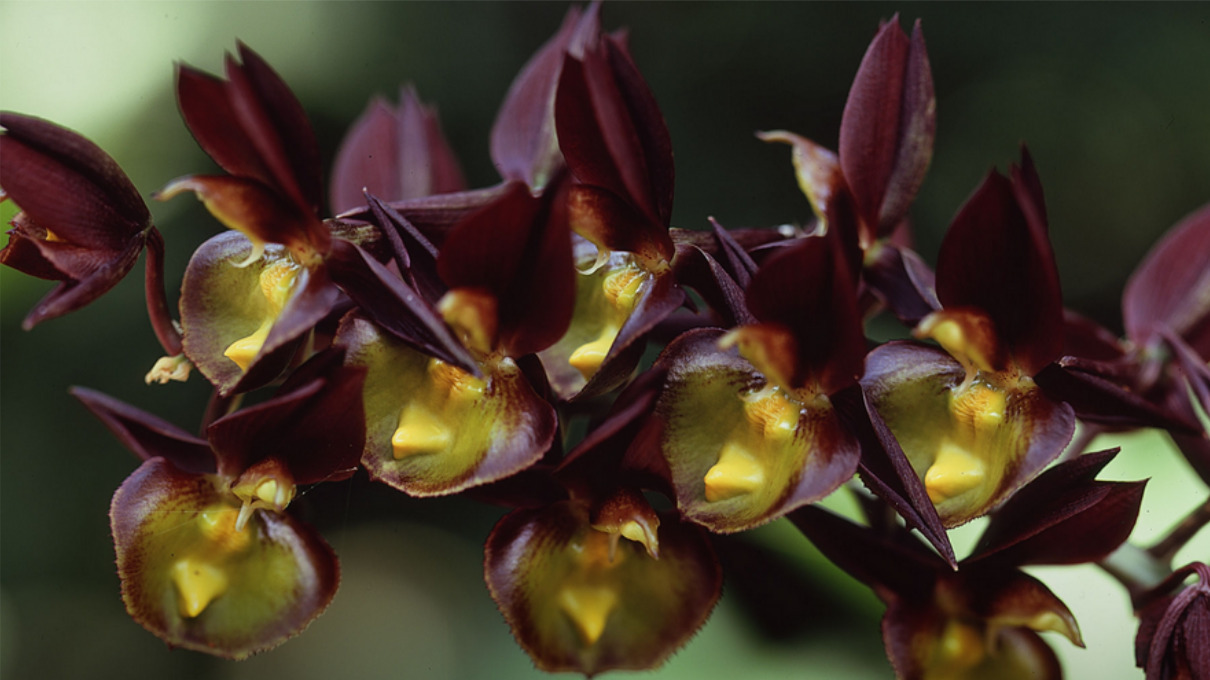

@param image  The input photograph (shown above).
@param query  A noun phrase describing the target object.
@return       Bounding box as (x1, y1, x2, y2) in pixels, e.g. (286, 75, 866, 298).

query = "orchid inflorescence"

(3, 4, 1208, 678)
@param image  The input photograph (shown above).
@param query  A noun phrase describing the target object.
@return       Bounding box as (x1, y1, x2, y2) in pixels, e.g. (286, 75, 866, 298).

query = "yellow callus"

(171, 558, 229, 619)
(170, 506, 251, 619)
(559, 585, 618, 647)
(703, 387, 801, 502)
(390, 359, 487, 459)
(566, 265, 648, 381)
(568, 326, 618, 380)
(924, 381, 1005, 504)
(925, 441, 987, 504)
(392, 403, 452, 458)
(927, 619, 986, 680)
(704, 441, 767, 502)
(223, 259, 301, 370)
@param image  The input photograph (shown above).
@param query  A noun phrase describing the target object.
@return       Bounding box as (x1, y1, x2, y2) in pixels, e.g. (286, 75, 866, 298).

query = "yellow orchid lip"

(222, 257, 302, 371)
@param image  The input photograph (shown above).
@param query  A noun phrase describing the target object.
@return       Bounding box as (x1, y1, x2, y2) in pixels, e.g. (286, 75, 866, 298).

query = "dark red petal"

(744, 232, 866, 394)
(490, 5, 598, 189)
(207, 349, 366, 484)
(671, 242, 755, 329)
(0, 112, 149, 247)
(329, 87, 466, 214)
(326, 238, 477, 374)
(936, 159, 1063, 375)
(17, 237, 144, 330)
(1124, 202, 1210, 355)
(788, 504, 940, 601)
(227, 43, 323, 213)
(1034, 361, 1197, 432)
(1, 217, 66, 281)
(438, 181, 575, 357)
(111, 458, 339, 660)
(838, 17, 935, 244)
(362, 192, 444, 303)
(484, 502, 720, 675)
(863, 243, 940, 326)
(177, 65, 276, 190)
(969, 448, 1146, 567)
(71, 387, 216, 475)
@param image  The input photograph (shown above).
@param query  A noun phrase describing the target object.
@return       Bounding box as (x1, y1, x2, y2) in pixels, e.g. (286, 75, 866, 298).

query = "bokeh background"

(2, 3, 1209, 679)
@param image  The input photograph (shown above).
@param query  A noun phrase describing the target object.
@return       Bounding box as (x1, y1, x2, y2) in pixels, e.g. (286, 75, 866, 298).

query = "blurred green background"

(2, 3, 1209, 679)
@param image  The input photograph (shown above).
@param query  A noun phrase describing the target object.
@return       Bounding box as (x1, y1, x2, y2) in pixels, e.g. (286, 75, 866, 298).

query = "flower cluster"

(3, 5, 1208, 678)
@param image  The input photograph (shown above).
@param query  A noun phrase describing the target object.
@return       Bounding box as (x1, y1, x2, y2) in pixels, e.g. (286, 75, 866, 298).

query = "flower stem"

(144, 226, 183, 356)
(1099, 542, 1171, 602)
(1148, 495, 1210, 565)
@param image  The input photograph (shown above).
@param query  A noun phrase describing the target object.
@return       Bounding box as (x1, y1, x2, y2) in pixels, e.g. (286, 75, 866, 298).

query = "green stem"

(1148, 495, 1210, 565)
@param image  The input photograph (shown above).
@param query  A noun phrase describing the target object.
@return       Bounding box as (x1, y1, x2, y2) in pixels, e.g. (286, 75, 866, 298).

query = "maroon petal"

(438, 181, 575, 357)
(743, 232, 866, 394)
(1034, 360, 1197, 432)
(555, 31, 675, 267)
(71, 387, 215, 475)
(0, 112, 149, 249)
(969, 448, 1146, 567)
(838, 17, 934, 245)
(207, 349, 366, 484)
(1123, 202, 1210, 355)
(672, 242, 754, 329)
(1136, 562, 1210, 680)
(935, 155, 1063, 375)
(863, 243, 940, 326)
(484, 501, 720, 675)
(490, 4, 599, 189)
(111, 458, 338, 659)
(329, 87, 465, 214)
(325, 238, 477, 374)
(14, 237, 144, 330)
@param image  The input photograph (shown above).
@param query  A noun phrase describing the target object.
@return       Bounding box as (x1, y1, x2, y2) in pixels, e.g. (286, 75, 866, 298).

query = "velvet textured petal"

(9, 236, 145, 330)
(743, 233, 866, 395)
(329, 87, 465, 214)
(0, 113, 149, 249)
(1123, 202, 1210, 355)
(862, 342, 1075, 528)
(490, 4, 598, 190)
(111, 458, 339, 660)
(71, 387, 216, 475)
(484, 501, 720, 675)
(657, 329, 861, 533)
(340, 314, 555, 496)
(180, 233, 322, 395)
(437, 181, 575, 357)
(837, 17, 934, 245)
(206, 353, 366, 484)
(935, 161, 1063, 375)
(1136, 562, 1210, 680)
(968, 448, 1145, 567)
(325, 238, 477, 375)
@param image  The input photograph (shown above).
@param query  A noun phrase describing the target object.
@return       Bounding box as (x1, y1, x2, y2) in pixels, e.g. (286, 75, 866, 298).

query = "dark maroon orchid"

(793, 449, 1145, 680)
(0, 113, 177, 346)
(862, 151, 1077, 528)
(650, 230, 865, 533)
(73, 349, 364, 659)
(329, 86, 466, 214)
(761, 15, 936, 323)
(1135, 562, 1210, 680)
